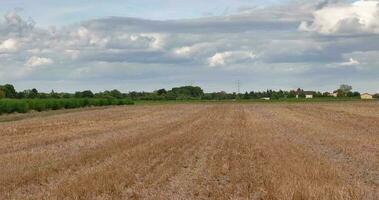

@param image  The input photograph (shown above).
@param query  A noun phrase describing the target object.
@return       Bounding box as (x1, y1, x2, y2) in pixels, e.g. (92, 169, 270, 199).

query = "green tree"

(271, 93, 280, 100)
(337, 84, 353, 97)
(32, 88, 39, 97)
(62, 93, 72, 98)
(156, 89, 167, 96)
(339, 84, 352, 93)
(171, 86, 204, 99)
(110, 89, 123, 99)
(75, 90, 94, 98)
(0, 90, 5, 99)
(243, 92, 250, 99)
(23, 88, 39, 98)
(0, 84, 17, 98)
(165, 91, 177, 100)
(346, 91, 360, 97)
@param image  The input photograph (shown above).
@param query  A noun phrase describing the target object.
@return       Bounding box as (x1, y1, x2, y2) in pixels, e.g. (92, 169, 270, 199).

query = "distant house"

(327, 90, 339, 97)
(304, 91, 314, 99)
(296, 91, 314, 99)
(361, 93, 373, 100)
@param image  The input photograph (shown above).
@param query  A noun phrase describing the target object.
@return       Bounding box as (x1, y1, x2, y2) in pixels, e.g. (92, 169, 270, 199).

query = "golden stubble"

(0, 103, 378, 199)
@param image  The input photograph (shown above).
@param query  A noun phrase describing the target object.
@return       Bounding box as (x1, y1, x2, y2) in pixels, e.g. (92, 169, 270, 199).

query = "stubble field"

(0, 102, 378, 199)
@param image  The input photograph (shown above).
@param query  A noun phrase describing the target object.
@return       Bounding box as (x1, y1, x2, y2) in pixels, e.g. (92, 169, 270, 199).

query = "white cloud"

(140, 33, 166, 49)
(300, 0, 379, 35)
(208, 52, 232, 67)
(77, 27, 90, 38)
(68, 26, 110, 48)
(208, 51, 256, 67)
(110, 33, 166, 50)
(25, 56, 54, 67)
(129, 35, 139, 41)
(340, 58, 360, 66)
(174, 46, 191, 56)
(173, 43, 210, 57)
(0, 38, 19, 53)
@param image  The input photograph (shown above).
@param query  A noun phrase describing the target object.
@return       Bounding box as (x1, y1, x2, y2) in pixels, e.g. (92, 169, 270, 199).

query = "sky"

(0, 0, 289, 26)
(0, 0, 379, 93)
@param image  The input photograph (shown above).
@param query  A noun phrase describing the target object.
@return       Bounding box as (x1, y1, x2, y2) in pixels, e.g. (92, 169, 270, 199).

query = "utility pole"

(237, 80, 240, 94)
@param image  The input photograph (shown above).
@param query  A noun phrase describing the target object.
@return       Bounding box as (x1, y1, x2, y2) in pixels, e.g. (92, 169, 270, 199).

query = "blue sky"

(1, 0, 379, 93)
(0, 0, 288, 26)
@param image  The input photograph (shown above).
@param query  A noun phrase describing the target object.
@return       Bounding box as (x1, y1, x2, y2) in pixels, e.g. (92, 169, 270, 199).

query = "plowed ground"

(0, 102, 378, 199)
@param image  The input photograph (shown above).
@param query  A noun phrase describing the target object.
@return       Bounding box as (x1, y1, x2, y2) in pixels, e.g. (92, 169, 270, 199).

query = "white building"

(361, 93, 373, 100)
(296, 91, 314, 99)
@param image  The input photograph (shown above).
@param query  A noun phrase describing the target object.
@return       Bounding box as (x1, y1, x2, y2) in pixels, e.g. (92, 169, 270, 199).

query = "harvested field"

(0, 102, 378, 199)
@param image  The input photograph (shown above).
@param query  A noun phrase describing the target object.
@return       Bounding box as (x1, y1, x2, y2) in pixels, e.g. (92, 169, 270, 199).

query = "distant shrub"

(0, 98, 134, 115)
(28, 100, 47, 112)
(0, 90, 5, 99)
(0, 100, 29, 114)
(14, 101, 29, 113)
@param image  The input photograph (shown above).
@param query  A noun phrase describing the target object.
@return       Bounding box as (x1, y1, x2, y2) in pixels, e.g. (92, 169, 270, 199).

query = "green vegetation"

(0, 98, 134, 115)
(0, 84, 135, 115)
(0, 83, 377, 115)
(128, 85, 368, 101)
(134, 97, 365, 105)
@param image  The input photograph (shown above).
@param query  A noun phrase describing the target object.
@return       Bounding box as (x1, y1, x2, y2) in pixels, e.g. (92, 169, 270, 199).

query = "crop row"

(0, 98, 134, 114)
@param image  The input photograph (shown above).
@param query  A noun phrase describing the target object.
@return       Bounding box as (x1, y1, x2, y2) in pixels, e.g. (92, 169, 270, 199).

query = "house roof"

(304, 91, 314, 95)
(295, 91, 314, 95)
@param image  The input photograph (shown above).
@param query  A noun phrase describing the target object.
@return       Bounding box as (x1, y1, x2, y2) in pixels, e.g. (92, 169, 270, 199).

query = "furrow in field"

(0, 102, 378, 199)
(0, 105, 188, 154)
(1, 105, 209, 198)
(32, 106, 220, 199)
(255, 104, 378, 196)
(279, 105, 379, 184)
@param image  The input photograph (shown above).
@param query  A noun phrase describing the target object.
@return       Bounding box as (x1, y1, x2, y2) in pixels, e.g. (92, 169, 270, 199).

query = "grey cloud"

(82, 15, 299, 35)
(0, 1, 379, 93)
(0, 11, 35, 37)
(78, 49, 188, 64)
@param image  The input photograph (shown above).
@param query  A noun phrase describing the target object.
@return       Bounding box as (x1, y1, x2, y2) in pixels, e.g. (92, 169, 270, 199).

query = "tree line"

(1, 84, 376, 101)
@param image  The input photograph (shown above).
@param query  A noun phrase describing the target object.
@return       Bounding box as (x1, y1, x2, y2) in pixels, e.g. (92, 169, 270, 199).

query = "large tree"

(156, 89, 167, 96)
(339, 84, 353, 94)
(0, 84, 17, 98)
(75, 90, 94, 98)
(0, 90, 5, 99)
(337, 84, 353, 97)
(171, 86, 204, 99)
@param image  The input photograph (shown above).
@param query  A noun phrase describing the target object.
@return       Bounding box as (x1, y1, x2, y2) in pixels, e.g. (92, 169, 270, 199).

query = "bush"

(28, 100, 47, 112)
(0, 98, 134, 115)
(0, 100, 29, 114)
(0, 90, 5, 99)
(14, 101, 29, 113)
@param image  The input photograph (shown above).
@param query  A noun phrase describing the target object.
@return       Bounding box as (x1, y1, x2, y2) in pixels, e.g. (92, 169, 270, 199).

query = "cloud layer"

(0, 0, 379, 93)
(300, 0, 379, 35)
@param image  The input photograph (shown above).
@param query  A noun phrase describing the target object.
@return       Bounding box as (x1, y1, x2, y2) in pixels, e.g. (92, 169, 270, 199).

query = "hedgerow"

(0, 98, 134, 115)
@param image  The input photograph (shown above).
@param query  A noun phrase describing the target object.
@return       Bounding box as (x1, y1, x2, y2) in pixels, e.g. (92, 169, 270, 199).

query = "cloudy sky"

(1, 0, 379, 93)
